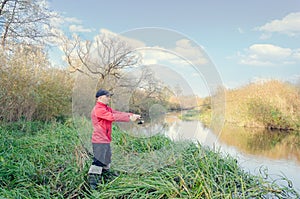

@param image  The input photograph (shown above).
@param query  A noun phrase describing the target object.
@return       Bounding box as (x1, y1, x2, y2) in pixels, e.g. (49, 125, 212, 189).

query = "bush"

(0, 45, 73, 122)
(209, 80, 300, 130)
(247, 98, 294, 130)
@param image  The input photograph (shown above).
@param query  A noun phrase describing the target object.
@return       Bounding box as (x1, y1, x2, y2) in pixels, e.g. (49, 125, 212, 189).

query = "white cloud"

(238, 44, 300, 66)
(49, 15, 92, 33)
(69, 25, 92, 33)
(139, 39, 209, 68)
(173, 39, 208, 65)
(249, 44, 292, 58)
(126, 37, 209, 67)
(64, 17, 82, 24)
(92, 30, 209, 68)
(255, 12, 300, 37)
(98, 28, 146, 49)
(99, 28, 117, 36)
(140, 48, 179, 66)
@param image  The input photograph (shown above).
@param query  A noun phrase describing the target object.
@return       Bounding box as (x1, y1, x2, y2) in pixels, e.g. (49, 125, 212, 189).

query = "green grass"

(0, 121, 299, 198)
(0, 121, 90, 198)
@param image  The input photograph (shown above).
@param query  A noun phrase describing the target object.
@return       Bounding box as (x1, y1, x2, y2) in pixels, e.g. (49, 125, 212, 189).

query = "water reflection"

(215, 124, 300, 191)
(121, 113, 300, 165)
(219, 125, 300, 162)
(119, 113, 300, 191)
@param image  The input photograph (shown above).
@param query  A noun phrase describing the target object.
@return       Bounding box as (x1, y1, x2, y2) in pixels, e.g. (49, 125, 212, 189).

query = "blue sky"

(48, 0, 300, 95)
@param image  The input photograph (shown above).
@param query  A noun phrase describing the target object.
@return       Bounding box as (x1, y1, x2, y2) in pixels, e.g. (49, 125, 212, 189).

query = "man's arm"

(94, 107, 140, 122)
(112, 109, 140, 122)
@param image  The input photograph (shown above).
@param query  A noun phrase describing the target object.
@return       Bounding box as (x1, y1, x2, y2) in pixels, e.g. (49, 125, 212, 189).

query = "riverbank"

(1, 121, 299, 198)
(192, 80, 300, 131)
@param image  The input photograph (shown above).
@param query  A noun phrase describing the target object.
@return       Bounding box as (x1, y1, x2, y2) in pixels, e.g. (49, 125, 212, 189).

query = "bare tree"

(61, 32, 177, 115)
(112, 66, 173, 115)
(62, 33, 141, 85)
(0, 0, 55, 48)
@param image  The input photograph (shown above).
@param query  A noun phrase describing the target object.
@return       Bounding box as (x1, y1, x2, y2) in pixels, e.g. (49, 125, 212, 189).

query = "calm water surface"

(124, 113, 300, 192)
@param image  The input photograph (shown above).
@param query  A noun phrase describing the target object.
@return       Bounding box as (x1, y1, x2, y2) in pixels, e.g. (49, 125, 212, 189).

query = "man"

(88, 89, 140, 189)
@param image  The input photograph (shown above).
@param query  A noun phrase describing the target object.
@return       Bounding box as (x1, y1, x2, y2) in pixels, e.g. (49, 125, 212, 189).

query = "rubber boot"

(88, 173, 101, 190)
(88, 165, 103, 189)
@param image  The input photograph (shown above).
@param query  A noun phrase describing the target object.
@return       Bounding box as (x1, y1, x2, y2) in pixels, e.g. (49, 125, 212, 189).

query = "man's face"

(98, 95, 111, 105)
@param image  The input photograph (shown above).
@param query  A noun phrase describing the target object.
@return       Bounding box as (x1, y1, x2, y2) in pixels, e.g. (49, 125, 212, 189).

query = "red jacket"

(91, 101, 132, 143)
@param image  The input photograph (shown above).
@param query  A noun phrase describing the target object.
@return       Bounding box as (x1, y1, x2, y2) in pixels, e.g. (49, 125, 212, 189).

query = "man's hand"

(130, 114, 141, 122)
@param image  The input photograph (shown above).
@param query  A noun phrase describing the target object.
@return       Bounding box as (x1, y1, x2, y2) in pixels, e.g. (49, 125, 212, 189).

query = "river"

(123, 113, 300, 192)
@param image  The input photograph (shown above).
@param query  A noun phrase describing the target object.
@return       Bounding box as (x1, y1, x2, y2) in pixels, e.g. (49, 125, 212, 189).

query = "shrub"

(0, 45, 73, 122)
(247, 98, 294, 130)
(218, 80, 300, 130)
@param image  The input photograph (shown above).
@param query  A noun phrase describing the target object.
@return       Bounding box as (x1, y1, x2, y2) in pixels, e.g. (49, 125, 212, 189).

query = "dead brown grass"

(224, 80, 300, 129)
(0, 45, 73, 122)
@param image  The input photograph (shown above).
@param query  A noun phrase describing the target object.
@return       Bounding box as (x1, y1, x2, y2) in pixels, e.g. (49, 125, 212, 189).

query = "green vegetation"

(0, 121, 89, 198)
(1, 121, 299, 198)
